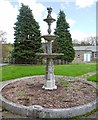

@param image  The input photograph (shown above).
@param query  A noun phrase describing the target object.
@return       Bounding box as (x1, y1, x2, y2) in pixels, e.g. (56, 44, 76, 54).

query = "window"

(77, 54, 80, 58)
(94, 52, 98, 58)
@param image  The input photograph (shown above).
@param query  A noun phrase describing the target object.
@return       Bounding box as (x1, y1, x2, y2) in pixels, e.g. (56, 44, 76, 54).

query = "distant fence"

(54, 59, 68, 64)
(1, 57, 10, 63)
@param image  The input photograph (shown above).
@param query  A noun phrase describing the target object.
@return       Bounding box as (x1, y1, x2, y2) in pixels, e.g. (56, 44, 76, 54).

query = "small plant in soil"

(60, 79, 69, 88)
(16, 90, 26, 97)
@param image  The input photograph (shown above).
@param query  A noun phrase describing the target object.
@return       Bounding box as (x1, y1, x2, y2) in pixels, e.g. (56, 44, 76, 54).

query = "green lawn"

(87, 74, 98, 84)
(1, 65, 45, 81)
(1, 64, 96, 81)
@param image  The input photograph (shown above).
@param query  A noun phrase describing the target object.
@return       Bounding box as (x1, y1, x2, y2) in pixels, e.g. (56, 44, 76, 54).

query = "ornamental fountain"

(37, 7, 63, 90)
(0, 7, 97, 119)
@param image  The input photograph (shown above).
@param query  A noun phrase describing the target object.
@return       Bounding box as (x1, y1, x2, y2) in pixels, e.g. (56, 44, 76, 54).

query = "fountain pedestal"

(43, 58, 57, 89)
(43, 35, 57, 89)
(36, 7, 64, 90)
(38, 35, 64, 90)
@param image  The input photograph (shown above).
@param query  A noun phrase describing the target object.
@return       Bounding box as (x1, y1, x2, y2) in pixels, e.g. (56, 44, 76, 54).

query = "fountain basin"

(41, 35, 57, 41)
(0, 76, 97, 118)
(36, 53, 64, 58)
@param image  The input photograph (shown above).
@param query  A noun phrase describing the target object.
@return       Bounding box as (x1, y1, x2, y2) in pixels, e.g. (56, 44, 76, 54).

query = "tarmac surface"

(0, 63, 8, 66)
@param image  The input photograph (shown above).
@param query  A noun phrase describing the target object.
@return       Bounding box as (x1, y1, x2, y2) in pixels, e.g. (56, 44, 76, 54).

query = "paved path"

(77, 71, 98, 79)
(0, 71, 98, 119)
(0, 63, 8, 66)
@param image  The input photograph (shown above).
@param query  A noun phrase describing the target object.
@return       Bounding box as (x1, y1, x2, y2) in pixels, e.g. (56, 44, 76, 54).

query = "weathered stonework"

(37, 7, 63, 90)
(0, 75, 98, 118)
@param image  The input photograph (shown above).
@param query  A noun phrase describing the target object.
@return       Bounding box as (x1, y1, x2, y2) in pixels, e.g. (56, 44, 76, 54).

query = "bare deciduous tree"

(0, 30, 6, 44)
(73, 36, 97, 46)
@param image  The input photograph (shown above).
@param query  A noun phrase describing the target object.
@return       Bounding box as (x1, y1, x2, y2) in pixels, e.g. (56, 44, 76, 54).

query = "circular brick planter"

(0, 76, 98, 118)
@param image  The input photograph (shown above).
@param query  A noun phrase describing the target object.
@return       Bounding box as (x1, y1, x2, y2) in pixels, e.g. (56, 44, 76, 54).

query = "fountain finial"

(43, 7, 56, 34)
(47, 7, 52, 17)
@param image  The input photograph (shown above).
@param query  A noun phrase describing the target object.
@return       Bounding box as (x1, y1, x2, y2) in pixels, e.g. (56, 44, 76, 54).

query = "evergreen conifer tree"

(53, 10, 75, 63)
(12, 4, 42, 64)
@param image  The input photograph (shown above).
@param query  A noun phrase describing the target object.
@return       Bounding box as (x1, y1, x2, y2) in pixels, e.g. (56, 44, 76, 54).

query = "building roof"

(74, 46, 98, 52)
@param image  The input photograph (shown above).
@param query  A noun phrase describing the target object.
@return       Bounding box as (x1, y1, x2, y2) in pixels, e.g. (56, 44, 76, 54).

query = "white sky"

(0, 0, 96, 43)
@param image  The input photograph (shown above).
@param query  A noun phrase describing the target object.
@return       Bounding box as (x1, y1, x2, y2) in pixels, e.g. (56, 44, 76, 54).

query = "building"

(73, 46, 98, 63)
(42, 43, 98, 63)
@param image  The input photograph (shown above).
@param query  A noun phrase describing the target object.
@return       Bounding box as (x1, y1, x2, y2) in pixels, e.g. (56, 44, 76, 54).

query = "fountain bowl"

(36, 53, 64, 58)
(41, 35, 57, 41)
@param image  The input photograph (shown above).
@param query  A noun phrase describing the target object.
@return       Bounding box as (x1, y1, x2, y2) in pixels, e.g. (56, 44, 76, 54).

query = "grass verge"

(1, 64, 96, 81)
(87, 74, 98, 84)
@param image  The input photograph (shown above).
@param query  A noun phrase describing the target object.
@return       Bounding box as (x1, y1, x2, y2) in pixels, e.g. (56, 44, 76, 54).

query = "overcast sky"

(0, 0, 96, 43)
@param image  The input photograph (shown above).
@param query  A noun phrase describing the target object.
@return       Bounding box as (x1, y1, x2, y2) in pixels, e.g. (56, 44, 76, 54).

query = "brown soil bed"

(1, 76, 97, 108)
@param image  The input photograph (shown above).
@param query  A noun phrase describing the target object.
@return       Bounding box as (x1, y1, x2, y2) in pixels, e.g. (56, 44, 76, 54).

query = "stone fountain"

(0, 7, 97, 119)
(36, 7, 64, 90)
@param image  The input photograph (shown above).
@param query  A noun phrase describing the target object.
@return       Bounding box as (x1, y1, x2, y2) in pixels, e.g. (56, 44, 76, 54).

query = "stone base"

(42, 80, 57, 90)
(42, 85, 57, 90)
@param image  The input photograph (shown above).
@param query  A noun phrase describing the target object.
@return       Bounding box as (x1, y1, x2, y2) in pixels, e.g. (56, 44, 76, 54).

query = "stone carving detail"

(37, 7, 64, 90)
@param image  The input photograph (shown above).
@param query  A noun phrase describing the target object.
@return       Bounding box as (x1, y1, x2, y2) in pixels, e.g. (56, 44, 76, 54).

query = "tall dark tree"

(12, 4, 42, 64)
(53, 10, 75, 63)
